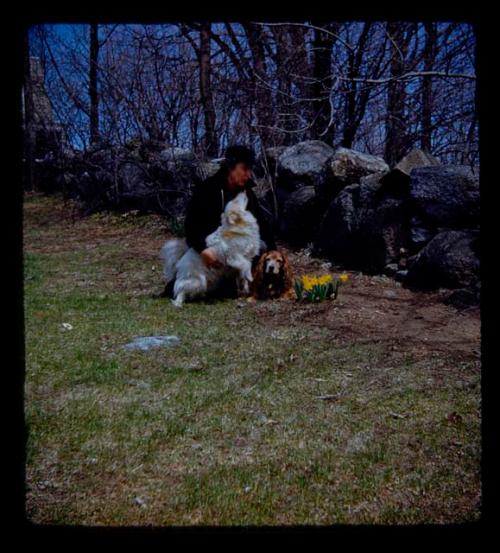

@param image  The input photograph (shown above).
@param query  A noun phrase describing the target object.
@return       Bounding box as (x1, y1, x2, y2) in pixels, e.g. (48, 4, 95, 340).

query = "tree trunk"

(463, 23, 478, 167)
(199, 23, 218, 157)
(421, 22, 437, 152)
(287, 25, 311, 141)
(242, 23, 273, 148)
(23, 30, 36, 191)
(341, 22, 372, 148)
(310, 22, 339, 143)
(385, 22, 409, 166)
(270, 26, 294, 145)
(89, 23, 100, 146)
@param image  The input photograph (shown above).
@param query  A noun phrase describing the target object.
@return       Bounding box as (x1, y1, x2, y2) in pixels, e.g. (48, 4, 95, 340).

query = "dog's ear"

(281, 254, 293, 291)
(252, 253, 267, 298)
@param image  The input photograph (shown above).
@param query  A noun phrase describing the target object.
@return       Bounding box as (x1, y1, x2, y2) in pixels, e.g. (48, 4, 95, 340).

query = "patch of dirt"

(250, 243, 480, 363)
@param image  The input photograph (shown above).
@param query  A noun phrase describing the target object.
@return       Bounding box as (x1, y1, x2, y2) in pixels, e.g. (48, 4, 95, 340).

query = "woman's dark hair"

(224, 145, 256, 169)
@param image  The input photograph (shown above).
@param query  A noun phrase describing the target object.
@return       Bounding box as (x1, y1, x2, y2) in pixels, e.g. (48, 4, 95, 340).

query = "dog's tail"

(159, 238, 188, 283)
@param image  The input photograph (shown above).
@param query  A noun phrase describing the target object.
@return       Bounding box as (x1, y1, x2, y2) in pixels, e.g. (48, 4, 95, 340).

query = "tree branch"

(340, 71, 476, 84)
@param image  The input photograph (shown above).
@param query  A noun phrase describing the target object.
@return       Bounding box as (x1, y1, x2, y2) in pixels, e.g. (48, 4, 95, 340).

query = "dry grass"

(24, 192, 481, 525)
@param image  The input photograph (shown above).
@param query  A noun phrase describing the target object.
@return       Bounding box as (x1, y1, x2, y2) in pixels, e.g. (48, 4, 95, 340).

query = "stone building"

(22, 56, 68, 160)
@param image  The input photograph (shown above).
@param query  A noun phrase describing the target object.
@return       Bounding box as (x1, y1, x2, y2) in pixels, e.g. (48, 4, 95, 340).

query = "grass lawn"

(24, 193, 481, 525)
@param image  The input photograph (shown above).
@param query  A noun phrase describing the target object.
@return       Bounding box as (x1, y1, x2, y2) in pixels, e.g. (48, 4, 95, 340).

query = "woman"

(159, 144, 276, 299)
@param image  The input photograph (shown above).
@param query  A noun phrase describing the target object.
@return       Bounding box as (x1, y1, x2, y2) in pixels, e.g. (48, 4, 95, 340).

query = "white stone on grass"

(123, 335, 180, 351)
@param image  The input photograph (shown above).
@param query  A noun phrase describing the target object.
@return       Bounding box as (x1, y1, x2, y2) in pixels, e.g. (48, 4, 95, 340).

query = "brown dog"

(251, 250, 294, 300)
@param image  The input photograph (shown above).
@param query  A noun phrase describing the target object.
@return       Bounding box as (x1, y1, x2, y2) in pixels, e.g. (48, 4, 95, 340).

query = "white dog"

(160, 190, 262, 307)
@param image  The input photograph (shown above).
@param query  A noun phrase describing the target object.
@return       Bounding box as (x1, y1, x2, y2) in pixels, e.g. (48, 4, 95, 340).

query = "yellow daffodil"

(339, 273, 349, 284)
(318, 274, 333, 285)
(301, 275, 316, 290)
(301, 273, 333, 291)
(295, 272, 341, 302)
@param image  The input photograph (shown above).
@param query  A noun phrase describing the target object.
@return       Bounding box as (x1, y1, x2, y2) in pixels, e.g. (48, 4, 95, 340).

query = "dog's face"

(262, 250, 287, 276)
(224, 191, 249, 226)
(252, 249, 293, 299)
(225, 209, 243, 226)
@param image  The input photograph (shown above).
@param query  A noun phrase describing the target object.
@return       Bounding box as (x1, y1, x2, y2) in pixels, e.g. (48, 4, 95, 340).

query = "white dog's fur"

(160, 190, 262, 307)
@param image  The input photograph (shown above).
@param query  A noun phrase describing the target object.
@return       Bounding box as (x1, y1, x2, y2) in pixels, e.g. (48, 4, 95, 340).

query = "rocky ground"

(263, 247, 480, 360)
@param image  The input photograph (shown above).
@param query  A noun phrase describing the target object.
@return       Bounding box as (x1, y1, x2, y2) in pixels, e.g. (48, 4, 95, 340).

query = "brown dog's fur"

(251, 250, 294, 300)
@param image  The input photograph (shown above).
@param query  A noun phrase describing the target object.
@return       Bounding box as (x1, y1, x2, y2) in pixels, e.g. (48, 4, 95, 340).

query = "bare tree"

(421, 22, 437, 152)
(23, 29, 36, 190)
(199, 23, 218, 157)
(341, 22, 375, 148)
(33, 22, 477, 167)
(241, 22, 274, 147)
(89, 23, 100, 145)
(269, 26, 295, 145)
(310, 21, 340, 142)
(385, 22, 414, 166)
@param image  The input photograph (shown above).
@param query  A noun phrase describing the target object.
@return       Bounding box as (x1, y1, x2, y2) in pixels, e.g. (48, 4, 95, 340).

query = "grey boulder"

(404, 230, 480, 291)
(409, 165, 479, 228)
(277, 140, 334, 189)
(329, 147, 389, 184)
(314, 173, 410, 273)
(379, 149, 441, 198)
(279, 185, 322, 245)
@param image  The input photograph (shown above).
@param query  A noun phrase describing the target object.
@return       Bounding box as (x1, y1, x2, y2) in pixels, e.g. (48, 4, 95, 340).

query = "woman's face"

(228, 162, 253, 187)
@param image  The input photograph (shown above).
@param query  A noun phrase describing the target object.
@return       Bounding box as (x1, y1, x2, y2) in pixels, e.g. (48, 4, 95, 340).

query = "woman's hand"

(201, 247, 223, 268)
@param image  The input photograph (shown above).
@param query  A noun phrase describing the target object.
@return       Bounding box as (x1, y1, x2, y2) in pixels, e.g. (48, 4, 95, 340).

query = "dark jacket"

(184, 168, 276, 254)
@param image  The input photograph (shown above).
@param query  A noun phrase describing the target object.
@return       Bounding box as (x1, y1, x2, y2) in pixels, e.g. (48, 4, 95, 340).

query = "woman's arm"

(184, 184, 210, 253)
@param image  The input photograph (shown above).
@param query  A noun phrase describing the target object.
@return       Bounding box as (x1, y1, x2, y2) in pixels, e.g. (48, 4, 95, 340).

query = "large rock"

(66, 142, 197, 215)
(379, 149, 441, 198)
(34, 140, 197, 216)
(314, 183, 358, 259)
(404, 230, 480, 291)
(68, 169, 113, 214)
(119, 161, 151, 198)
(393, 149, 440, 176)
(66, 147, 118, 210)
(407, 215, 438, 254)
(159, 147, 196, 163)
(263, 186, 289, 221)
(279, 185, 322, 245)
(444, 283, 481, 309)
(314, 173, 410, 273)
(410, 226, 435, 251)
(315, 148, 389, 205)
(277, 140, 334, 189)
(409, 165, 479, 228)
(85, 145, 118, 168)
(329, 147, 389, 184)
